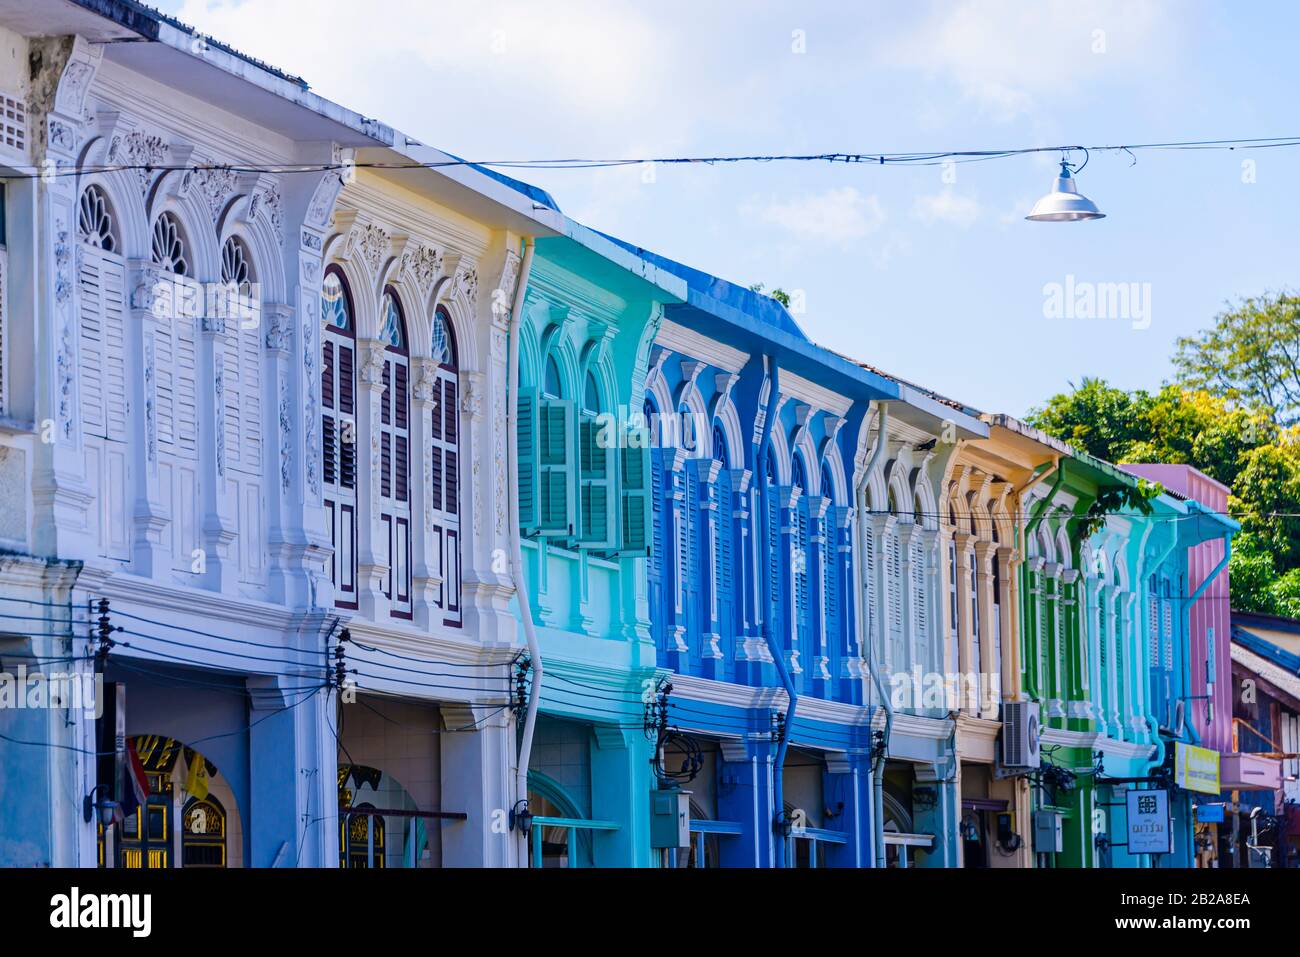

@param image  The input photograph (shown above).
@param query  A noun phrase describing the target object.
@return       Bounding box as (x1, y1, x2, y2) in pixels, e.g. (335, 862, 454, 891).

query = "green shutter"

(579, 414, 612, 548)
(538, 399, 572, 536)
(619, 443, 652, 555)
(517, 389, 539, 530)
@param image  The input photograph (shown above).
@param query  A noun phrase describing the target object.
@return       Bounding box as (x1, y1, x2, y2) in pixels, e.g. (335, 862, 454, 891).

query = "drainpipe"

(506, 238, 539, 856)
(756, 356, 796, 867)
(1019, 458, 1062, 704)
(854, 401, 891, 867)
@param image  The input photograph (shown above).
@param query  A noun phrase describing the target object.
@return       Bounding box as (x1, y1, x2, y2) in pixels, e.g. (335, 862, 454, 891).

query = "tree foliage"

(1028, 379, 1297, 615)
(1173, 291, 1300, 426)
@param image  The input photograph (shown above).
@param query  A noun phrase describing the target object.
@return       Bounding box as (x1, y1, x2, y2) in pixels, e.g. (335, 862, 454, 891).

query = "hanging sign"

(1127, 788, 1172, 855)
(1174, 742, 1221, 795)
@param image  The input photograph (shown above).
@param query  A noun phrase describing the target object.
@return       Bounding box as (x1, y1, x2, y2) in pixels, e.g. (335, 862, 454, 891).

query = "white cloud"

(741, 187, 886, 245)
(912, 189, 982, 228)
(882, 0, 1175, 121)
(174, 0, 677, 138)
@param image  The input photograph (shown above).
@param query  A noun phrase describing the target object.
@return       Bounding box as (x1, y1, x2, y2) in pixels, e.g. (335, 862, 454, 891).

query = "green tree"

(1173, 291, 1300, 426)
(1230, 432, 1300, 572)
(1029, 379, 1299, 615)
(749, 282, 791, 308)
(1227, 545, 1280, 616)
(1025, 377, 1153, 463)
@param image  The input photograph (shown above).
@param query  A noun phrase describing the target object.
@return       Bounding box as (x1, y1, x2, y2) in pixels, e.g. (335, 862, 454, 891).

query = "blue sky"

(162, 0, 1300, 417)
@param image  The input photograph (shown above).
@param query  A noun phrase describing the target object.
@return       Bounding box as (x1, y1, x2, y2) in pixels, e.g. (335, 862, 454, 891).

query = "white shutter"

(78, 252, 106, 437)
(79, 248, 129, 561)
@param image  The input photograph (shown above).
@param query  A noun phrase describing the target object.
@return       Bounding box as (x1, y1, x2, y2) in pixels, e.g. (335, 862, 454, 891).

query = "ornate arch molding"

(642, 350, 674, 426)
(218, 178, 288, 305)
(707, 372, 744, 469)
(430, 254, 481, 367)
(988, 481, 1015, 544)
(766, 416, 793, 487)
(578, 335, 619, 416)
(1055, 527, 1074, 569)
(816, 414, 849, 504)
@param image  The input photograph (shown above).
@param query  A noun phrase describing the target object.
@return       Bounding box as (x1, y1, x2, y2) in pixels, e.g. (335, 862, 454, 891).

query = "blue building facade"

(619, 247, 986, 867)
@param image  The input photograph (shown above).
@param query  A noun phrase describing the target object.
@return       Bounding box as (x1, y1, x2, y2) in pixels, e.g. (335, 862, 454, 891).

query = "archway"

(105, 734, 241, 868)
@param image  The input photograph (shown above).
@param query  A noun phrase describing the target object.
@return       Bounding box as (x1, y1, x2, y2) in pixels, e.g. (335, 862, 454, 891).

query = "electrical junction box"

(1033, 810, 1063, 854)
(650, 788, 690, 848)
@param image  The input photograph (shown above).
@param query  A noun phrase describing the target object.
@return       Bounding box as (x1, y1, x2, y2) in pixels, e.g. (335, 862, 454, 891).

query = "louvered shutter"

(79, 252, 127, 441)
(517, 389, 539, 530)
(887, 533, 903, 671)
(684, 466, 701, 648)
(1148, 578, 1160, 667)
(1038, 579, 1049, 691)
(766, 491, 782, 631)
(715, 468, 733, 643)
(914, 539, 928, 635)
(864, 530, 876, 640)
(822, 526, 836, 642)
(619, 442, 651, 555)
(538, 399, 572, 536)
(794, 499, 810, 672)
(579, 413, 611, 547)
(647, 448, 666, 643)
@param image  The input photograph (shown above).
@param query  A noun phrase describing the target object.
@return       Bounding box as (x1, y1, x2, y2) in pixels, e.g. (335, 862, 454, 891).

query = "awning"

(1220, 752, 1283, 792)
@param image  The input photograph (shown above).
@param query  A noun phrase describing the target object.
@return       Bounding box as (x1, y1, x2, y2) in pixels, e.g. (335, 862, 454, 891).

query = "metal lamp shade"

(1026, 162, 1105, 222)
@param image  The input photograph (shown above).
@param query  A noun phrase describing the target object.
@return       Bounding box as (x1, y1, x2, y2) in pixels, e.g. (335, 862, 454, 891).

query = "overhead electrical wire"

(9, 134, 1300, 182)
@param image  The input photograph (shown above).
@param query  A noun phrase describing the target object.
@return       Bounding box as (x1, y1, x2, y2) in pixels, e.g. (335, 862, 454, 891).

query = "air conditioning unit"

(1002, 700, 1041, 769)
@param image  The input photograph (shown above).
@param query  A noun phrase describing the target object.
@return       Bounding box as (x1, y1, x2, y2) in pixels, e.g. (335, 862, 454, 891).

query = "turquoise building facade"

(513, 229, 684, 866)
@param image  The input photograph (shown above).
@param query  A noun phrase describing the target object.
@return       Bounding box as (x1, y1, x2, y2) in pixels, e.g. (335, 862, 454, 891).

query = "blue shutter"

(795, 497, 810, 689)
(823, 522, 839, 665)
(767, 490, 782, 637)
(685, 466, 701, 664)
(648, 449, 666, 650)
(715, 468, 734, 652)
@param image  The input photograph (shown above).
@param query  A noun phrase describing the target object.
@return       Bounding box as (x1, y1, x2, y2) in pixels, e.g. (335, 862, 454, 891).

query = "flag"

(120, 738, 150, 820)
(184, 748, 210, 801)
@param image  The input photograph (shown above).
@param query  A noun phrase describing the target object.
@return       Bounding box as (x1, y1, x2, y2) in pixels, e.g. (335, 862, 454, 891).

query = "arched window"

(428, 305, 461, 626)
(577, 370, 613, 548)
(76, 185, 129, 560)
(151, 211, 188, 276)
(218, 236, 264, 585)
(885, 485, 905, 677)
(764, 449, 783, 638)
(712, 425, 734, 668)
(150, 211, 198, 574)
(543, 355, 562, 400)
(645, 395, 668, 652)
(378, 288, 412, 618)
(78, 184, 117, 252)
(948, 504, 960, 676)
(791, 455, 811, 689)
(821, 463, 841, 696)
(519, 353, 572, 537)
(321, 267, 358, 608)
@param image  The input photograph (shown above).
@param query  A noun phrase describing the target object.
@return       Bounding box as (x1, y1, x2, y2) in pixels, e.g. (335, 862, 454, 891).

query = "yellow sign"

(1174, 742, 1220, 795)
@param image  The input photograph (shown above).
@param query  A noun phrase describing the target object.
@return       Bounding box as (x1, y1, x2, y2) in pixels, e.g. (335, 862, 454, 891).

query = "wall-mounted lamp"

(83, 785, 119, 826)
(508, 799, 533, 834)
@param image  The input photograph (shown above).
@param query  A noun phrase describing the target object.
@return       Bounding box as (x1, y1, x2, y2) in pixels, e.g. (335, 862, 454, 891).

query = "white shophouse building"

(0, 0, 565, 868)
